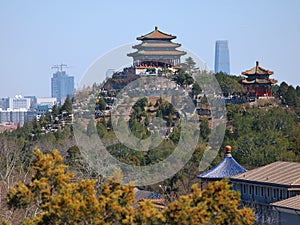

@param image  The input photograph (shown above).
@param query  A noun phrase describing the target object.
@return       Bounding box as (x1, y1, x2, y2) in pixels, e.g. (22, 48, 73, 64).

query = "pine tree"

(61, 96, 73, 114)
(285, 85, 297, 106)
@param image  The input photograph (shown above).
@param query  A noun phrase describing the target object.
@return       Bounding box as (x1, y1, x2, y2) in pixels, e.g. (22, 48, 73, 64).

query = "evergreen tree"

(173, 70, 194, 88)
(51, 104, 59, 118)
(97, 98, 107, 111)
(61, 96, 73, 114)
(192, 82, 202, 97)
(32, 117, 41, 135)
(180, 56, 198, 73)
(296, 86, 300, 97)
(96, 121, 107, 138)
(278, 81, 289, 97)
(44, 110, 52, 124)
(39, 114, 46, 129)
(215, 73, 245, 96)
(200, 119, 210, 140)
(285, 85, 297, 106)
(66, 145, 82, 167)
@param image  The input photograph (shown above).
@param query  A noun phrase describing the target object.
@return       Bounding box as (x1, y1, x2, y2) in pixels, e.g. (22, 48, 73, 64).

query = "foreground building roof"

(271, 195, 300, 211)
(197, 146, 247, 179)
(231, 161, 300, 187)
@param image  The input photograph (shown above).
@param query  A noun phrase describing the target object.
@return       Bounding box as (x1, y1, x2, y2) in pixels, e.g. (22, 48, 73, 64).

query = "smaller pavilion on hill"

(241, 61, 278, 98)
(197, 146, 247, 189)
(127, 26, 186, 69)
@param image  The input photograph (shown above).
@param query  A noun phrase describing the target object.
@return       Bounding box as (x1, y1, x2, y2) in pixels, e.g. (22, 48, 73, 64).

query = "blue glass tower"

(51, 66, 74, 104)
(214, 40, 230, 74)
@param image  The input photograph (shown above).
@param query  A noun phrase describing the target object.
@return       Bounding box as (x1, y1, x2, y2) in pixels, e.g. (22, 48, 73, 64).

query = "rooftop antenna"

(51, 63, 68, 72)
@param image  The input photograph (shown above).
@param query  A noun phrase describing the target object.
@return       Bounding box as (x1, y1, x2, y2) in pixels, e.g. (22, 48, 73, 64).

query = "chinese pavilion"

(127, 26, 186, 68)
(241, 61, 278, 98)
(197, 146, 247, 189)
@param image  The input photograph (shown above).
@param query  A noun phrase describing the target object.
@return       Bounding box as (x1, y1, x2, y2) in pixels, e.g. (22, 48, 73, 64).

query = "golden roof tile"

(133, 42, 181, 48)
(137, 26, 176, 40)
(241, 78, 278, 85)
(242, 61, 274, 76)
(128, 50, 186, 56)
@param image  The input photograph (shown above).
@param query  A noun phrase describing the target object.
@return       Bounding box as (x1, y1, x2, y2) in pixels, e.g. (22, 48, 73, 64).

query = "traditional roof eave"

(197, 146, 247, 179)
(132, 42, 181, 49)
(242, 61, 274, 76)
(128, 50, 186, 57)
(241, 78, 278, 85)
(137, 26, 176, 40)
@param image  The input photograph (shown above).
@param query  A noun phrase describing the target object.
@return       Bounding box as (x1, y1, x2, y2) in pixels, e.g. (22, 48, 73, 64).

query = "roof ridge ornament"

(225, 145, 232, 157)
(255, 61, 259, 73)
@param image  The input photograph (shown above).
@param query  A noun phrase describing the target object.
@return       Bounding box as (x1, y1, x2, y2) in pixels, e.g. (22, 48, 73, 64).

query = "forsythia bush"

(6, 149, 254, 225)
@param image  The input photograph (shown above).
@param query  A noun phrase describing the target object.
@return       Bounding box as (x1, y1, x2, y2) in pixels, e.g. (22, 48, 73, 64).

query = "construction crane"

(51, 63, 68, 72)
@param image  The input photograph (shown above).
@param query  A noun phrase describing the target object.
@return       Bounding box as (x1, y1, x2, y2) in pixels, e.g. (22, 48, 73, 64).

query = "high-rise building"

(214, 40, 230, 74)
(51, 65, 74, 104)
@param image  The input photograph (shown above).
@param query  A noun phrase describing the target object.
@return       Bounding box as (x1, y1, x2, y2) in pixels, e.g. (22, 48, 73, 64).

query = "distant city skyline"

(214, 40, 230, 75)
(0, 1, 300, 97)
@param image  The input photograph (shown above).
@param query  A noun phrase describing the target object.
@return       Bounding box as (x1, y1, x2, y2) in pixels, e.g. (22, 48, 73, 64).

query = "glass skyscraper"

(51, 70, 74, 104)
(214, 40, 230, 75)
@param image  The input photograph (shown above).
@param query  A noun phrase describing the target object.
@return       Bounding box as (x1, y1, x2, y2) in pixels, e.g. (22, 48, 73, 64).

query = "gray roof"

(271, 195, 300, 211)
(134, 188, 161, 201)
(231, 161, 300, 186)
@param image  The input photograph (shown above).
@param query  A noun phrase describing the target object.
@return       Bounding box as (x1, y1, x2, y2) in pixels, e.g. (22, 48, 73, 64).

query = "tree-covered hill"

(0, 59, 299, 224)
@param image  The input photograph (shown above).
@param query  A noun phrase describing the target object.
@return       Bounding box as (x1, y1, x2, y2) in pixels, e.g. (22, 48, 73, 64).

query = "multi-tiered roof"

(127, 26, 186, 67)
(241, 61, 278, 97)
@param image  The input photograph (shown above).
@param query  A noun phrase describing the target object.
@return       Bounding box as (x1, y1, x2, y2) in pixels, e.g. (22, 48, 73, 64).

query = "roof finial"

(256, 61, 259, 67)
(225, 145, 232, 157)
(155, 26, 158, 30)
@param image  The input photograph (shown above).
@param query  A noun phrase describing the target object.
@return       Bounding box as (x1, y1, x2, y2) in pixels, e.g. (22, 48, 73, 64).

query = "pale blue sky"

(0, 0, 299, 97)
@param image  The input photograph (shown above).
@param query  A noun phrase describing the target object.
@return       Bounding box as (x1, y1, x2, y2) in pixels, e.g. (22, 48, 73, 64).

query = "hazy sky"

(1, 0, 299, 97)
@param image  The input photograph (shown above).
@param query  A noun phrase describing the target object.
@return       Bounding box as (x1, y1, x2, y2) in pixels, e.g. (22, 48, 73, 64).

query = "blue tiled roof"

(197, 155, 247, 179)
